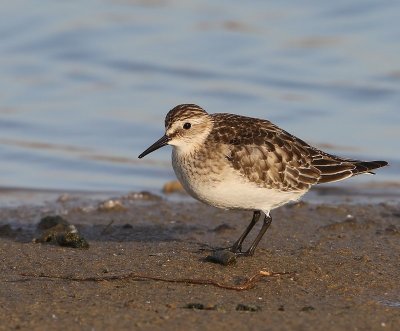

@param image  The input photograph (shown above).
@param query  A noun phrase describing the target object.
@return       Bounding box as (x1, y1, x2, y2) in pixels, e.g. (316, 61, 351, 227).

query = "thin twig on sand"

(19, 270, 294, 291)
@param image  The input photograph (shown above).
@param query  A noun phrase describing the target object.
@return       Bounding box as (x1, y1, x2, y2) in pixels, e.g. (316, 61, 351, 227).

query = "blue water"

(0, 0, 399, 192)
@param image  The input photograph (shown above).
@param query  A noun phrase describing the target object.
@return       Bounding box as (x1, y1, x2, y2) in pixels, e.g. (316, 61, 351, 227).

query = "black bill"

(138, 135, 170, 159)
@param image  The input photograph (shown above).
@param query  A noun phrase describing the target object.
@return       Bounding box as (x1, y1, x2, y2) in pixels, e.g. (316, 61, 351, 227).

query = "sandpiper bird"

(138, 104, 388, 263)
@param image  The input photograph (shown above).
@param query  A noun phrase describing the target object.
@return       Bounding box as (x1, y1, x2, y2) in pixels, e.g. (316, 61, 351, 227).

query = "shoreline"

(0, 179, 399, 208)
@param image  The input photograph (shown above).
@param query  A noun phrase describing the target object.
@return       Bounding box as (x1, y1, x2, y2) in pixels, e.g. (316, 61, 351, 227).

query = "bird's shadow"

(0, 222, 204, 244)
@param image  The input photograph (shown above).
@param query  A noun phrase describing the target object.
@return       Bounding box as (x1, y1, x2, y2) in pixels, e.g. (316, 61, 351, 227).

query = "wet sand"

(0, 190, 399, 330)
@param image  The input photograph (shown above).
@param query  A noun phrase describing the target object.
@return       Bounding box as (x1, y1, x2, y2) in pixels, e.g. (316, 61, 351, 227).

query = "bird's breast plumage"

(171, 137, 305, 211)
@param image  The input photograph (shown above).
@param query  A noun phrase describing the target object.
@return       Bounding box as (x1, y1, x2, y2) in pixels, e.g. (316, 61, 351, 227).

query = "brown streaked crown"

(165, 104, 208, 129)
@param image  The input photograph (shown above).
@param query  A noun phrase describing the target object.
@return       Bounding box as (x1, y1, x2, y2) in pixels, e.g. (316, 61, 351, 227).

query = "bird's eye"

(183, 122, 191, 130)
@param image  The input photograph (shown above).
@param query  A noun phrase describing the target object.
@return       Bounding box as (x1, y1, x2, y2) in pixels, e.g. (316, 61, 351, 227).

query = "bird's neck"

(173, 127, 213, 157)
(172, 138, 206, 156)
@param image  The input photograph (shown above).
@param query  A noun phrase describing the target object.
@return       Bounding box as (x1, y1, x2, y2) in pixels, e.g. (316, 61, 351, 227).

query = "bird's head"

(138, 104, 213, 158)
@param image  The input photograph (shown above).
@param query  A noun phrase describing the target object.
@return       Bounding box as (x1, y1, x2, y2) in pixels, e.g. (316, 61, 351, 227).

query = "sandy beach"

(0, 188, 399, 330)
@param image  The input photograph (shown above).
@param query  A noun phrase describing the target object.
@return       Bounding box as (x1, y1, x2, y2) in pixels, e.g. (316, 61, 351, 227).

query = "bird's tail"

(351, 160, 388, 175)
(316, 159, 388, 184)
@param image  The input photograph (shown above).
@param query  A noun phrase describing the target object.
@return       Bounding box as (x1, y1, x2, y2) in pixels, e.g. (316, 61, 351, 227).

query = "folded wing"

(217, 115, 387, 191)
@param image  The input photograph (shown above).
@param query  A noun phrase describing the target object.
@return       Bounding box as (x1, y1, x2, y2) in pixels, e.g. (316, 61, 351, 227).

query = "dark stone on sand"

(301, 306, 315, 312)
(236, 304, 261, 312)
(184, 303, 217, 310)
(376, 224, 399, 236)
(206, 250, 237, 266)
(385, 224, 399, 235)
(35, 215, 89, 248)
(122, 224, 133, 229)
(185, 303, 205, 310)
(56, 229, 89, 248)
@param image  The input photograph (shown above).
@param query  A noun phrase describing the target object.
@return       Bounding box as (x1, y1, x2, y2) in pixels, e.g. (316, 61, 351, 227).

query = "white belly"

(184, 175, 304, 211)
(172, 150, 304, 212)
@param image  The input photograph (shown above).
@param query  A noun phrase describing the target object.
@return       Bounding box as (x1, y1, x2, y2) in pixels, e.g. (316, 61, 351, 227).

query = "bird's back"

(207, 113, 387, 190)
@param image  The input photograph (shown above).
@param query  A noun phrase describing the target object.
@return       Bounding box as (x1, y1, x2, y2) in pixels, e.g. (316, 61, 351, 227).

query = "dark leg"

(230, 211, 261, 253)
(206, 212, 272, 266)
(241, 213, 272, 256)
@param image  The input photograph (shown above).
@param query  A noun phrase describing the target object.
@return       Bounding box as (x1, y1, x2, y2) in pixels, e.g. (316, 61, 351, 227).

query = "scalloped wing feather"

(209, 113, 387, 190)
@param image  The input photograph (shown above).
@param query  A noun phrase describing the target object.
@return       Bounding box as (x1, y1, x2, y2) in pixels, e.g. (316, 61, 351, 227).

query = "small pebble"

(184, 303, 217, 310)
(98, 200, 126, 211)
(162, 181, 185, 194)
(34, 216, 89, 249)
(236, 304, 261, 312)
(206, 250, 237, 266)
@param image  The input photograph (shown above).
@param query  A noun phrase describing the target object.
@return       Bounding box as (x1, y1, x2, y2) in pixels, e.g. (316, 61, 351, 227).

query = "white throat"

(168, 123, 213, 156)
